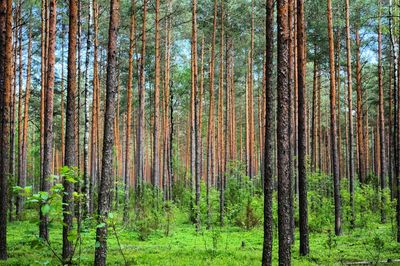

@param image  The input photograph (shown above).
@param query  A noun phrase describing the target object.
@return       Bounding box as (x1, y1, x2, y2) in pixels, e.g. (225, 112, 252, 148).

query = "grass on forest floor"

(1, 210, 400, 265)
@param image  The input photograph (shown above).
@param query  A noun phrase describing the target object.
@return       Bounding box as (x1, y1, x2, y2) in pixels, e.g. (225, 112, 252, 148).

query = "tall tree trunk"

(297, 0, 309, 255)
(218, 0, 225, 226)
(63, 0, 77, 261)
(16, 3, 23, 219)
(262, 0, 274, 264)
(317, 69, 322, 171)
(9, 3, 17, 223)
(39, 0, 48, 200)
(335, 29, 342, 180)
(246, 0, 255, 179)
(163, 0, 172, 200)
(311, 46, 318, 172)
(94, 0, 119, 263)
(153, 0, 160, 191)
(277, 0, 291, 263)
(355, 28, 365, 185)
(19, 10, 32, 222)
(199, 37, 205, 190)
(90, 0, 99, 214)
(124, 0, 135, 223)
(191, 0, 200, 230)
(345, 0, 355, 228)
(0, 0, 12, 258)
(327, 0, 342, 236)
(288, 0, 295, 243)
(377, 3, 386, 223)
(206, 0, 218, 228)
(83, 0, 92, 217)
(136, 0, 147, 200)
(61, 24, 65, 167)
(41, 0, 56, 242)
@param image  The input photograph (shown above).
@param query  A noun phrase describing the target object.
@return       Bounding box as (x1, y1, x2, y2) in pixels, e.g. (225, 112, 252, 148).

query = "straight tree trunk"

(262, 0, 274, 264)
(19, 11, 32, 222)
(311, 46, 318, 172)
(136, 0, 147, 199)
(288, 0, 294, 243)
(191, 0, 200, 230)
(63, 0, 78, 261)
(9, 3, 17, 223)
(94, 0, 119, 263)
(61, 24, 65, 166)
(123, 0, 135, 223)
(277, 0, 291, 263)
(317, 69, 322, 171)
(199, 36, 205, 189)
(41, 0, 56, 242)
(345, 0, 355, 227)
(39, 0, 47, 195)
(297, 0, 309, 255)
(218, 0, 225, 226)
(355, 28, 365, 184)
(153, 0, 160, 190)
(377, 4, 386, 223)
(90, 0, 100, 214)
(206, 0, 218, 228)
(0, 0, 12, 258)
(335, 29, 342, 180)
(83, 0, 92, 217)
(163, 0, 172, 200)
(327, 0, 342, 236)
(246, 1, 255, 179)
(16, 5, 23, 219)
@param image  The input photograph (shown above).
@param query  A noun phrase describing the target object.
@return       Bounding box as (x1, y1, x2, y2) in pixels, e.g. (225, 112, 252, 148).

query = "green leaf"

(95, 241, 101, 248)
(39, 192, 49, 201)
(41, 204, 51, 215)
(97, 223, 106, 228)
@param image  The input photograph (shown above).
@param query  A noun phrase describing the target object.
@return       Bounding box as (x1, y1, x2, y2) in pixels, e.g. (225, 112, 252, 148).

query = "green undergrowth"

(1, 209, 400, 265)
(2, 165, 400, 265)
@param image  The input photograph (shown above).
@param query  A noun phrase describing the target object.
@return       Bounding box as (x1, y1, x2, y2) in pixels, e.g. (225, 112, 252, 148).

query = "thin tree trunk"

(90, 0, 99, 215)
(83, 0, 92, 217)
(311, 46, 318, 172)
(327, 0, 342, 236)
(16, 4, 23, 219)
(19, 10, 32, 222)
(191, 0, 200, 230)
(123, 0, 135, 223)
(218, 0, 225, 227)
(355, 28, 365, 185)
(377, 3, 386, 223)
(153, 0, 160, 191)
(345, 0, 355, 228)
(136, 0, 147, 201)
(207, 0, 218, 228)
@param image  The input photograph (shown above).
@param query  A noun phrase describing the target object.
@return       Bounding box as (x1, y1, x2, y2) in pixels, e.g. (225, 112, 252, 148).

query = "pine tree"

(94, 0, 120, 264)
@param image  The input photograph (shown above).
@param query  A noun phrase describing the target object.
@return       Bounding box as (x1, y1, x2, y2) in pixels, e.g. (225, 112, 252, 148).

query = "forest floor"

(1, 210, 400, 265)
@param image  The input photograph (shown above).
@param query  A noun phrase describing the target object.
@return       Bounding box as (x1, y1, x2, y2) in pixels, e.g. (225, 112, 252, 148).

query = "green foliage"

(224, 161, 262, 230)
(134, 185, 164, 241)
